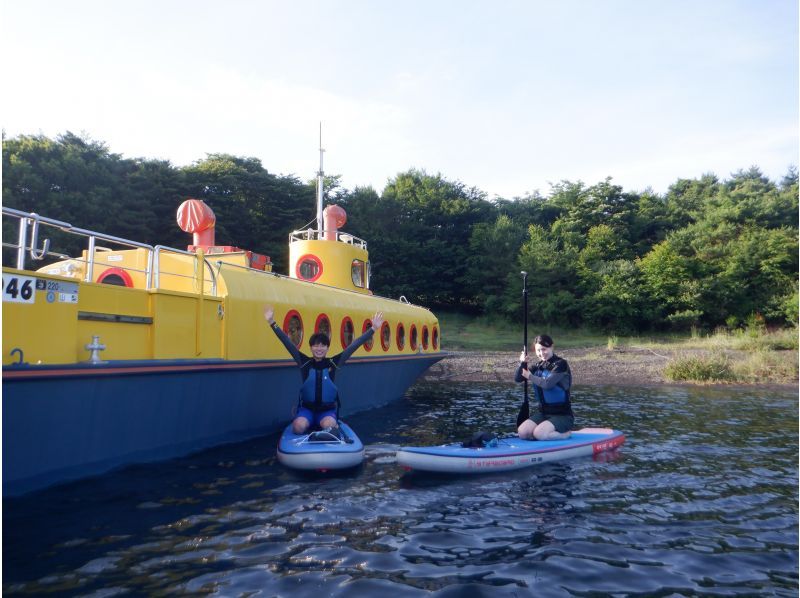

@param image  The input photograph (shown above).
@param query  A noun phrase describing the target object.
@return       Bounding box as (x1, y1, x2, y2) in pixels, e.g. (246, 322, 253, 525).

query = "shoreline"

(420, 348, 798, 389)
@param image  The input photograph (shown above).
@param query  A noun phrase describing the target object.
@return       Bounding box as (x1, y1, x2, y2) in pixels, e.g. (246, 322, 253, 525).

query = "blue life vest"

(532, 357, 572, 416)
(299, 365, 339, 411)
(538, 368, 567, 404)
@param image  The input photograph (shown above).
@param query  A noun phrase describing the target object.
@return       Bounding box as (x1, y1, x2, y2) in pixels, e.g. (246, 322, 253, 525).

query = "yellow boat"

(2, 172, 444, 494)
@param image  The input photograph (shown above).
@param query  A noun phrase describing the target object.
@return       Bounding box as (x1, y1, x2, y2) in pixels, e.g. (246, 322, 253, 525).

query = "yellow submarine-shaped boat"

(2, 162, 444, 494)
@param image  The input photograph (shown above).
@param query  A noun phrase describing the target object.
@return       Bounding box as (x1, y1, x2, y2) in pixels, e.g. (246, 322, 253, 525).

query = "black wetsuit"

(515, 354, 573, 417)
(270, 322, 376, 415)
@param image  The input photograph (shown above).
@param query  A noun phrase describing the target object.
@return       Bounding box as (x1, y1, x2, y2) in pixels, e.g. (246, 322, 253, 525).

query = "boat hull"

(277, 422, 364, 471)
(396, 428, 625, 473)
(3, 353, 442, 495)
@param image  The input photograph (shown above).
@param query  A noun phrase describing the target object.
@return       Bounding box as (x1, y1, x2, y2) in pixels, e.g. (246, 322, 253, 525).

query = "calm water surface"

(3, 383, 798, 597)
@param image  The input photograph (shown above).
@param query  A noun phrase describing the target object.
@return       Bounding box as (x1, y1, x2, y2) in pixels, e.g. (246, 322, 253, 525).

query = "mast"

(316, 122, 325, 235)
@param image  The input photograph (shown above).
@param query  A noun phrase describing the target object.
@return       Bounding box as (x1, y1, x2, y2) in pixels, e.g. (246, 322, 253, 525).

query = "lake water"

(3, 383, 798, 597)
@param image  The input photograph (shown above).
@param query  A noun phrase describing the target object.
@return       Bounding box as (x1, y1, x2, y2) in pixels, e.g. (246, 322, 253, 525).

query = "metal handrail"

(289, 227, 367, 249)
(2, 206, 218, 296)
(153, 245, 218, 296)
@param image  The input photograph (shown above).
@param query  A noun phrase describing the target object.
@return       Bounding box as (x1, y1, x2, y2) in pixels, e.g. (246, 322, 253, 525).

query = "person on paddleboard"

(515, 334, 574, 440)
(264, 305, 385, 436)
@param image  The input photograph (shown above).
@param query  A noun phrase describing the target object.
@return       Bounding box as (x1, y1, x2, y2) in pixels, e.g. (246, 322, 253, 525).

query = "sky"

(2, 0, 798, 198)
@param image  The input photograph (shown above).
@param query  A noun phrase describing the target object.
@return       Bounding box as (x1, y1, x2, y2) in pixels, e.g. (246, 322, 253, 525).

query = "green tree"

(124, 158, 187, 249)
(663, 173, 719, 229)
(582, 260, 649, 332)
(5, 131, 797, 332)
(636, 239, 702, 327)
(713, 226, 798, 324)
(182, 154, 315, 271)
(493, 190, 564, 231)
(463, 213, 528, 312)
(630, 189, 672, 255)
(515, 225, 581, 325)
(2, 132, 158, 260)
(549, 178, 639, 256)
(336, 184, 407, 298)
(707, 167, 798, 229)
(352, 169, 491, 307)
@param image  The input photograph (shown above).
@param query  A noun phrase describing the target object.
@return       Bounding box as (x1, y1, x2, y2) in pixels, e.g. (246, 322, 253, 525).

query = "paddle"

(516, 271, 530, 427)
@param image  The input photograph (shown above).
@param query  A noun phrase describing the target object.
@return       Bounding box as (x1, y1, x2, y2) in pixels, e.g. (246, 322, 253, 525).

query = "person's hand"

(519, 350, 528, 364)
(371, 311, 385, 330)
(264, 305, 275, 324)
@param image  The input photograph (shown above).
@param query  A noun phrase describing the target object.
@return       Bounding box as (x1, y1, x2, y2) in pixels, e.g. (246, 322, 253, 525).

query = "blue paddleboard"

(277, 422, 365, 471)
(396, 427, 625, 473)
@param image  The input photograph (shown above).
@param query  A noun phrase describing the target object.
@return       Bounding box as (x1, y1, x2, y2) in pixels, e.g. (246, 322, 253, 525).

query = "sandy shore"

(419, 347, 798, 388)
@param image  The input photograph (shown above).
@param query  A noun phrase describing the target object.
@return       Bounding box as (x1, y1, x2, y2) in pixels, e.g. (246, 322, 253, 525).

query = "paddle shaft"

(517, 272, 530, 427)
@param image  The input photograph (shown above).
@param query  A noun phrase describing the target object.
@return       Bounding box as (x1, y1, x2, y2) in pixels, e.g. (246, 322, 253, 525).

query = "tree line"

(3, 132, 797, 332)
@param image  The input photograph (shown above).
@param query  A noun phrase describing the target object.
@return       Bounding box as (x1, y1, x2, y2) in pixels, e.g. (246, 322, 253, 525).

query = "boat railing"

(152, 245, 218, 296)
(2, 206, 218, 295)
(289, 228, 367, 249)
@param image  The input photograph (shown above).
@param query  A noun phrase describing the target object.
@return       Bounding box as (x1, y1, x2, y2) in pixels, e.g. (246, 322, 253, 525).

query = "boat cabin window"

(351, 260, 365, 288)
(380, 322, 391, 351)
(396, 323, 405, 350)
(340, 317, 354, 348)
(409, 325, 418, 351)
(362, 320, 374, 351)
(315, 314, 331, 340)
(297, 254, 322, 282)
(97, 267, 133, 287)
(99, 273, 128, 286)
(422, 326, 429, 350)
(432, 326, 440, 350)
(283, 311, 304, 347)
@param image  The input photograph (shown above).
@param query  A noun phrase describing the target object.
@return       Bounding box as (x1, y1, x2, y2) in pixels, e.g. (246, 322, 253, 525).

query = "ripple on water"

(2, 383, 797, 597)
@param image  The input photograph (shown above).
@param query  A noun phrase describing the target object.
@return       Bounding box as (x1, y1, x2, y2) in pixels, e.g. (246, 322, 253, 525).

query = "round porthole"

(422, 325, 429, 350)
(315, 313, 331, 338)
(380, 322, 391, 351)
(409, 325, 418, 351)
(362, 319, 374, 351)
(296, 254, 323, 282)
(283, 310, 304, 347)
(432, 325, 440, 350)
(97, 267, 133, 287)
(340, 317, 354, 349)
(396, 323, 406, 350)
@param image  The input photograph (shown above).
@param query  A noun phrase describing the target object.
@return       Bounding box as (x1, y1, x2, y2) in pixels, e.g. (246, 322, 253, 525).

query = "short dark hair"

(534, 334, 554, 348)
(309, 332, 330, 347)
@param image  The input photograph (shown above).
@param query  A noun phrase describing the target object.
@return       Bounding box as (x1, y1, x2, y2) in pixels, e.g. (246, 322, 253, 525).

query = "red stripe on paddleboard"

(592, 434, 626, 454)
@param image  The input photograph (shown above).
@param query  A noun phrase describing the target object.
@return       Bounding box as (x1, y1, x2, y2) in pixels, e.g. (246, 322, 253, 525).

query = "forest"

(3, 132, 798, 333)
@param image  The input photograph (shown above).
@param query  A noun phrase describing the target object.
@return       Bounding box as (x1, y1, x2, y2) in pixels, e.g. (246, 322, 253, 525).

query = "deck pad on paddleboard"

(277, 422, 365, 471)
(397, 427, 624, 473)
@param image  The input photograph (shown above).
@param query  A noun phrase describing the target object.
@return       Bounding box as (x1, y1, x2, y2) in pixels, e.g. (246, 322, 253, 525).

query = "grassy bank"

(436, 311, 611, 351)
(660, 327, 798, 384)
(438, 311, 798, 386)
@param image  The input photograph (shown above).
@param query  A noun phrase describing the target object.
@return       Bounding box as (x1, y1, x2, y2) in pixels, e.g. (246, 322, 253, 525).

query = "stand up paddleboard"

(396, 427, 624, 474)
(277, 422, 365, 471)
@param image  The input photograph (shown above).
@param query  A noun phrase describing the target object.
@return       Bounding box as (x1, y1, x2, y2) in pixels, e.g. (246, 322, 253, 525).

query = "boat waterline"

(3, 353, 444, 495)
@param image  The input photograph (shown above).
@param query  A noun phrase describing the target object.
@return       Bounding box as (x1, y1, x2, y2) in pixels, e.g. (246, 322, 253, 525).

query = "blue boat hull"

(3, 352, 443, 494)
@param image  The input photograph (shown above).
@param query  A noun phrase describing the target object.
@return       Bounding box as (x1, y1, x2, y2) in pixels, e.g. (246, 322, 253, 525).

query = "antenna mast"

(316, 122, 325, 235)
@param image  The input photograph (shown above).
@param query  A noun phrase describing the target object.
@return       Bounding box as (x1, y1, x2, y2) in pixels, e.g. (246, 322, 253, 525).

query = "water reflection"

(3, 383, 797, 597)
